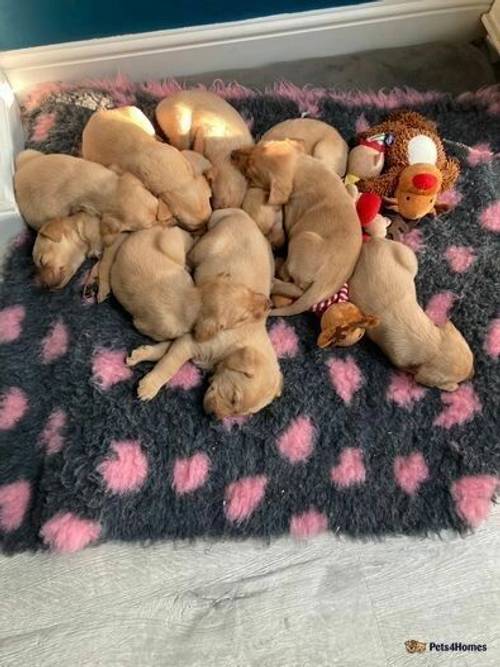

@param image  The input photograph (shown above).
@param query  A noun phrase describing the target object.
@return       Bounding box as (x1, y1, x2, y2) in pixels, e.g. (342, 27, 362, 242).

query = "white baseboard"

(0, 74, 24, 251)
(0, 0, 490, 96)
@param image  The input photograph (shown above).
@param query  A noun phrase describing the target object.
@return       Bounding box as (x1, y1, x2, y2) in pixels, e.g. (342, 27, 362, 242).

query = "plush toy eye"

(406, 196, 410, 201)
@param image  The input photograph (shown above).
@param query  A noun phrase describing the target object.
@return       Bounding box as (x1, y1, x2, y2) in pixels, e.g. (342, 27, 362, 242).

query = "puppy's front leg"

(97, 233, 126, 302)
(137, 335, 195, 401)
(127, 341, 171, 367)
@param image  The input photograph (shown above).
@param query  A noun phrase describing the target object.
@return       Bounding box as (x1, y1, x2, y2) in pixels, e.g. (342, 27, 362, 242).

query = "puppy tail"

(270, 269, 350, 317)
(15, 149, 43, 171)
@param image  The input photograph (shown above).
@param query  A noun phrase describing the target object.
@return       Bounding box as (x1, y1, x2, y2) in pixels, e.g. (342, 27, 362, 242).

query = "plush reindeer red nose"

(412, 172, 438, 191)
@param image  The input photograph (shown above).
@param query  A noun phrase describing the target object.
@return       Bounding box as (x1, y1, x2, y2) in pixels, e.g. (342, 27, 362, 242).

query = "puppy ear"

(181, 150, 212, 177)
(243, 288, 271, 322)
(231, 147, 253, 170)
(268, 173, 293, 206)
(39, 219, 66, 242)
(221, 347, 259, 378)
(100, 215, 122, 246)
(157, 199, 173, 222)
(204, 166, 218, 185)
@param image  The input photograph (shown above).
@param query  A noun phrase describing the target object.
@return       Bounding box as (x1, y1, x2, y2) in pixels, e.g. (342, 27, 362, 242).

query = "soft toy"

(317, 301, 379, 348)
(355, 191, 391, 239)
(350, 111, 460, 220)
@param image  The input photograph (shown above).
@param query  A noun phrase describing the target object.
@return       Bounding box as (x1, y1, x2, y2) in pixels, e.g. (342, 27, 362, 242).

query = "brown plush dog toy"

(317, 302, 379, 348)
(352, 111, 460, 220)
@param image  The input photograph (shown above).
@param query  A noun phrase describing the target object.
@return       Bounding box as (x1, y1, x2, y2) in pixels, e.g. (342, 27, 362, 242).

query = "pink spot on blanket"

(169, 362, 201, 390)
(222, 415, 249, 430)
(41, 319, 69, 363)
(0, 387, 28, 431)
(433, 384, 482, 429)
(452, 475, 498, 527)
(39, 409, 66, 455)
(425, 291, 455, 326)
(269, 319, 299, 358)
(401, 228, 425, 253)
(437, 187, 463, 209)
(277, 416, 315, 464)
(355, 113, 370, 134)
(386, 371, 426, 409)
(394, 452, 429, 495)
(484, 318, 500, 359)
(172, 452, 210, 494)
(0, 480, 31, 532)
(23, 81, 72, 111)
(225, 475, 267, 523)
(13, 229, 31, 248)
(327, 356, 363, 404)
(444, 246, 476, 273)
(290, 509, 328, 539)
(41, 512, 101, 553)
(31, 112, 56, 142)
(467, 143, 494, 166)
(92, 348, 132, 390)
(99, 440, 148, 494)
(140, 79, 183, 98)
(0, 305, 25, 343)
(331, 448, 366, 488)
(480, 200, 500, 232)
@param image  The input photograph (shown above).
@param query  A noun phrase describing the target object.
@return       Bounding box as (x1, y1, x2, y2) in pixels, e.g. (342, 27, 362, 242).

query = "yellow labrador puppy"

(261, 118, 348, 176)
(82, 106, 212, 231)
(156, 90, 253, 209)
(33, 213, 102, 289)
(241, 186, 285, 248)
(349, 239, 474, 391)
(14, 149, 162, 240)
(232, 139, 362, 316)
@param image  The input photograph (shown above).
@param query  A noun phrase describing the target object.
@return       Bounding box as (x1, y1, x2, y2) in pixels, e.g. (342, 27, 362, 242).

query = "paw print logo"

(405, 640, 426, 654)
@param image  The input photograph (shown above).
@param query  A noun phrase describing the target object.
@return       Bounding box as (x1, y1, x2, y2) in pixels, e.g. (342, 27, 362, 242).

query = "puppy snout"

(36, 267, 64, 289)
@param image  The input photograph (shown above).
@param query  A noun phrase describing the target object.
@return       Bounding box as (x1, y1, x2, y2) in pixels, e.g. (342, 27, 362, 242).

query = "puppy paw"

(126, 346, 151, 367)
(137, 375, 161, 401)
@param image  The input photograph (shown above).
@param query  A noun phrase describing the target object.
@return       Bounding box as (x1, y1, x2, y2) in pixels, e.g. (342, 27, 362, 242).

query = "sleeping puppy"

(188, 208, 273, 340)
(156, 90, 253, 209)
(82, 106, 212, 231)
(127, 323, 283, 418)
(232, 139, 362, 316)
(349, 238, 474, 391)
(33, 213, 102, 289)
(261, 118, 348, 176)
(14, 149, 162, 242)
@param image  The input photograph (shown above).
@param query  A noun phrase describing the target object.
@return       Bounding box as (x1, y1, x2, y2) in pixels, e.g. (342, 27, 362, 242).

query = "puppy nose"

(36, 267, 63, 289)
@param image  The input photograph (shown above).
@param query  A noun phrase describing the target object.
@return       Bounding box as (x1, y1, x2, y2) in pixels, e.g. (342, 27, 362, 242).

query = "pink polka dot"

(0, 387, 28, 431)
(277, 416, 315, 464)
(98, 440, 148, 494)
(222, 415, 249, 430)
(437, 187, 463, 209)
(394, 452, 429, 495)
(433, 383, 482, 429)
(41, 319, 69, 363)
(0, 305, 25, 344)
(484, 318, 500, 359)
(172, 452, 210, 494)
(452, 475, 498, 527)
(31, 112, 56, 142)
(386, 371, 426, 409)
(40, 512, 101, 553)
(331, 448, 366, 488)
(225, 475, 267, 523)
(444, 246, 476, 273)
(401, 228, 425, 253)
(169, 362, 201, 390)
(290, 509, 328, 539)
(425, 291, 455, 326)
(480, 201, 500, 232)
(269, 319, 299, 358)
(327, 356, 363, 404)
(0, 480, 31, 532)
(467, 143, 494, 167)
(92, 348, 132, 390)
(355, 113, 370, 134)
(39, 408, 66, 455)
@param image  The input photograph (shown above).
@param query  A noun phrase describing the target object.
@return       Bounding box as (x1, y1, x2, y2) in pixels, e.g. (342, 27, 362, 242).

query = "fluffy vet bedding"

(0, 78, 499, 554)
